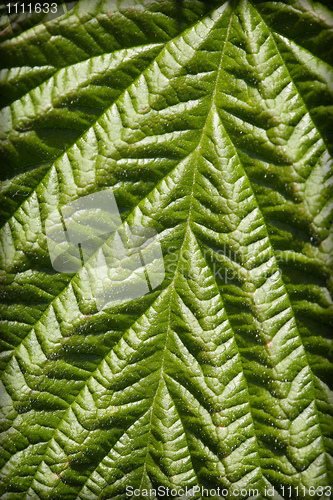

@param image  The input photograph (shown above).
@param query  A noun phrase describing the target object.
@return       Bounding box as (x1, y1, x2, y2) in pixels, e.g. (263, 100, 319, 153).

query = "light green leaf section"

(0, 1, 332, 499)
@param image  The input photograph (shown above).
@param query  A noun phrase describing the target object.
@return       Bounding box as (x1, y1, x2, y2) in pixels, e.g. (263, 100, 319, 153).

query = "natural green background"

(0, 0, 332, 499)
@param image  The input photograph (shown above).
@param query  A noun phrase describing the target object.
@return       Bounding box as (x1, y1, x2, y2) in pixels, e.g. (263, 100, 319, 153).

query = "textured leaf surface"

(0, 0, 333, 499)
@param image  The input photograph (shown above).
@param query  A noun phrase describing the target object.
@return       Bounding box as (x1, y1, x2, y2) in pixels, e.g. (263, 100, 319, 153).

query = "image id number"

(6, 3, 58, 14)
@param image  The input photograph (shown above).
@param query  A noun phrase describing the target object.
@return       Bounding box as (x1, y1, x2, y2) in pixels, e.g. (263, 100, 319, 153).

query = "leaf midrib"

(72, 7, 268, 495)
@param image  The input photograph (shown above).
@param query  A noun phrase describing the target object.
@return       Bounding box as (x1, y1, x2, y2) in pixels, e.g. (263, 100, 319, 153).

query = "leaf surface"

(0, 1, 332, 499)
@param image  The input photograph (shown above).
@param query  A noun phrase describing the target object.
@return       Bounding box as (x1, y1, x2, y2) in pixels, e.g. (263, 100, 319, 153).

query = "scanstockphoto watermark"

(125, 485, 331, 499)
(45, 188, 295, 310)
(165, 244, 295, 283)
(125, 486, 260, 499)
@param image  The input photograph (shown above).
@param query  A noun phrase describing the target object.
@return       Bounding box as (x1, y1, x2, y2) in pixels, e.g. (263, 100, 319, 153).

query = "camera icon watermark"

(45, 188, 165, 310)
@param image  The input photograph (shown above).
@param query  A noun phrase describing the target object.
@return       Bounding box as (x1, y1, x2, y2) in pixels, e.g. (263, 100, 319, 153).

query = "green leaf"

(0, 0, 332, 499)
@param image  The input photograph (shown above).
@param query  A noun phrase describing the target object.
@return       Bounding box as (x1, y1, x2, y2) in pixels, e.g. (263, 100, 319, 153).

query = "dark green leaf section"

(0, 1, 332, 499)
(0, 0, 221, 224)
(0, 42, 163, 219)
(257, 0, 333, 65)
(0, 0, 219, 103)
(257, 0, 333, 154)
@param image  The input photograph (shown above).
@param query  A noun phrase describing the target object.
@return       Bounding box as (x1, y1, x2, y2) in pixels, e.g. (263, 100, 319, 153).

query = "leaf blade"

(1, 1, 332, 498)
